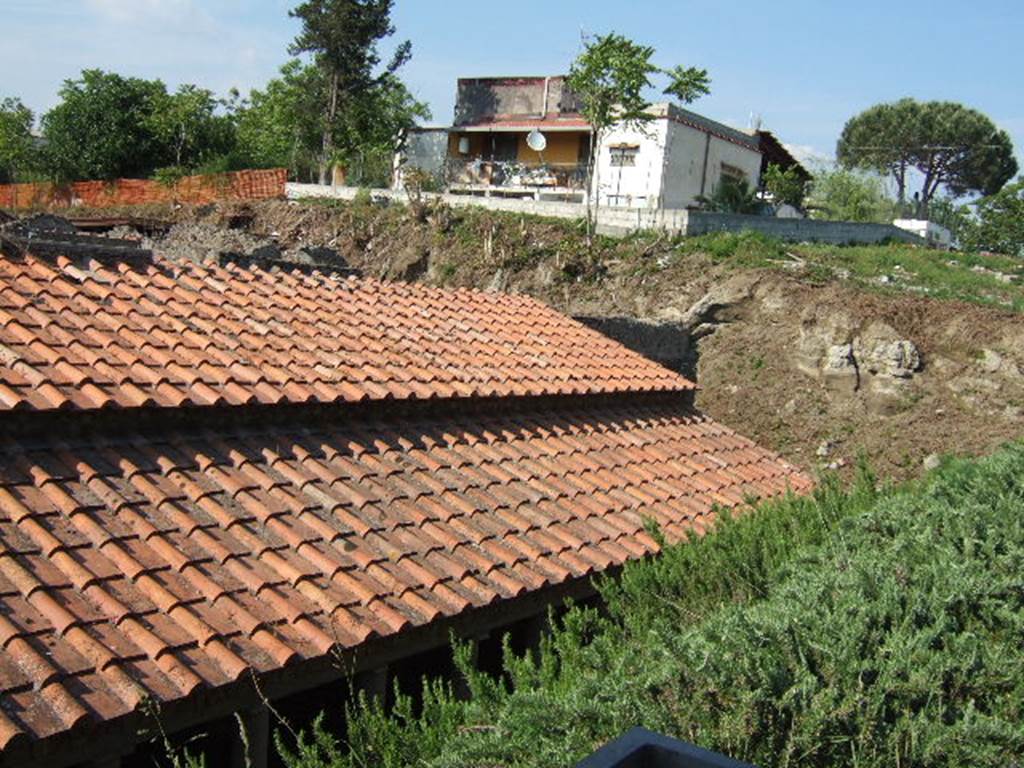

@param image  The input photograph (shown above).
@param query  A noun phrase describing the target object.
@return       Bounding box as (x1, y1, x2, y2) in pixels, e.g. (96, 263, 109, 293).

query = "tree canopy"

(566, 32, 710, 235)
(0, 97, 36, 183)
(837, 98, 1018, 212)
(805, 167, 895, 223)
(233, 59, 428, 185)
(959, 177, 1024, 257)
(148, 84, 236, 170)
(38, 70, 240, 182)
(763, 163, 809, 210)
(4, 0, 426, 188)
(567, 33, 709, 134)
(288, 0, 413, 183)
(41, 70, 169, 181)
(234, 60, 325, 180)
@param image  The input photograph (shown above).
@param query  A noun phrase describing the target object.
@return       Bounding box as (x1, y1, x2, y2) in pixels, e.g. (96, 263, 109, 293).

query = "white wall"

(591, 105, 763, 210)
(592, 120, 669, 209)
(286, 183, 921, 244)
(658, 120, 709, 209)
(893, 219, 953, 248)
(704, 132, 762, 193)
(660, 121, 762, 208)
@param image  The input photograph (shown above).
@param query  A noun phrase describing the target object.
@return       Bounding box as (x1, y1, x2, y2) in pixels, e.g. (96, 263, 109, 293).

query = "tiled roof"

(458, 114, 592, 132)
(0, 254, 689, 413)
(0, 251, 810, 757)
(0, 403, 809, 749)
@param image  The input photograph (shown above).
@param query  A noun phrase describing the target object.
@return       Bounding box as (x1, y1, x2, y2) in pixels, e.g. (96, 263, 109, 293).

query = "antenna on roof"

(749, 112, 763, 132)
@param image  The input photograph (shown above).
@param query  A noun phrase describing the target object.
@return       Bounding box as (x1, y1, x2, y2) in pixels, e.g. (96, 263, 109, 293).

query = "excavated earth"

(69, 198, 1024, 481)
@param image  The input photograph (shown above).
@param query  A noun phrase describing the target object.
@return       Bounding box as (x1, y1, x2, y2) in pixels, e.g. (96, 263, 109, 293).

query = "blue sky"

(4, 0, 1022, 169)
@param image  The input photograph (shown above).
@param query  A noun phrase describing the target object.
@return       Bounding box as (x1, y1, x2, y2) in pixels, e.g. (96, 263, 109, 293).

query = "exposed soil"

(77, 198, 1023, 481)
(690, 275, 1023, 479)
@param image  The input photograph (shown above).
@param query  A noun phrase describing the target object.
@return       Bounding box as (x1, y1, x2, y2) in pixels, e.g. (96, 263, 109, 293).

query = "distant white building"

(893, 219, 954, 249)
(395, 75, 807, 211)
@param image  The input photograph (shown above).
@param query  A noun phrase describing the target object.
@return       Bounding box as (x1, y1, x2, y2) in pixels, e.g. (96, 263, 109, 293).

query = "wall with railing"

(286, 182, 925, 245)
(444, 158, 587, 191)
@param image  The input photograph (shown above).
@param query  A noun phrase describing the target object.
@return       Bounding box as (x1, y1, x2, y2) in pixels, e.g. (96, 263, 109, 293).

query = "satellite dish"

(526, 128, 547, 152)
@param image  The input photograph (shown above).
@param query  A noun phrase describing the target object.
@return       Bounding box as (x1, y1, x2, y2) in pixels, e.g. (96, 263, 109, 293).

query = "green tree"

(41, 69, 169, 181)
(0, 97, 36, 184)
(567, 32, 710, 237)
(697, 177, 763, 214)
(333, 72, 430, 186)
(762, 162, 808, 209)
(149, 84, 236, 171)
(235, 61, 325, 180)
(837, 98, 1018, 213)
(235, 60, 428, 184)
(806, 166, 895, 223)
(959, 177, 1024, 256)
(288, 0, 412, 184)
(924, 194, 973, 244)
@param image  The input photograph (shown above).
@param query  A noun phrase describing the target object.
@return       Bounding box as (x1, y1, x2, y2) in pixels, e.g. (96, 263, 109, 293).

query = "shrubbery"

(276, 444, 1024, 767)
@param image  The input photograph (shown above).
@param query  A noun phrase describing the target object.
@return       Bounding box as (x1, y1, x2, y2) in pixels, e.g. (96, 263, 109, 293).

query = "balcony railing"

(445, 158, 588, 191)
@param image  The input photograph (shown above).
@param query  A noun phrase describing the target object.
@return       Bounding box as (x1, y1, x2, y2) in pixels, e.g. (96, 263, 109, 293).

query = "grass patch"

(788, 242, 1024, 310)
(672, 231, 1023, 311)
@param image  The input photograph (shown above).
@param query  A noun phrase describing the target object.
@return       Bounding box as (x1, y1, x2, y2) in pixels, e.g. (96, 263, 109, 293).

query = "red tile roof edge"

(0, 571, 602, 768)
(0, 395, 811, 758)
(1, 389, 697, 441)
(0, 252, 696, 415)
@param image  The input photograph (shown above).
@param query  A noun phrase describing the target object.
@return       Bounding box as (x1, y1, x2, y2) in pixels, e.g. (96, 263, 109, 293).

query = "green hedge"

(278, 445, 1024, 767)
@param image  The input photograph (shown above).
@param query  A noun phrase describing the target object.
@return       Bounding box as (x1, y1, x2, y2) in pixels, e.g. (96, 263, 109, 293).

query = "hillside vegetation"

(276, 443, 1024, 768)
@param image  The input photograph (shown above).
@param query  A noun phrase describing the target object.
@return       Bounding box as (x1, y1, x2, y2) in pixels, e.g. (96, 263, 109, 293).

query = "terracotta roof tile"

(0, 253, 811, 757)
(0, 256, 692, 413)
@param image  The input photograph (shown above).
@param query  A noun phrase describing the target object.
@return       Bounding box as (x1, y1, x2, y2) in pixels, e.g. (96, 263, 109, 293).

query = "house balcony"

(443, 158, 589, 202)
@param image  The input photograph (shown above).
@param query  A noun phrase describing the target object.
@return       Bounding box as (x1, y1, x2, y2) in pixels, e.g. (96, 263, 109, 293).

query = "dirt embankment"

(95, 199, 1024, 480)
(685, 275, 1023, 478)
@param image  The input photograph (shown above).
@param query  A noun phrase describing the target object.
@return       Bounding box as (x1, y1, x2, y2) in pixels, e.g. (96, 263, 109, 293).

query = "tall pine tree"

(288, 0, 411, 184)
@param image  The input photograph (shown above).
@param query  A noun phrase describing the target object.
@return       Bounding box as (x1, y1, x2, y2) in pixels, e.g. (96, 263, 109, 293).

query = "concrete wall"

(396, 129, 449, 187)
(686, 212, 921, 245)
(287, 184, 922, 244)
(454, 76, 580, 124)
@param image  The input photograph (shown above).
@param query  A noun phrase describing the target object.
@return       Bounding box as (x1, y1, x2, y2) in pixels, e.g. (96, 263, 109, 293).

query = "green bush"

(277, 444, 1024, 767)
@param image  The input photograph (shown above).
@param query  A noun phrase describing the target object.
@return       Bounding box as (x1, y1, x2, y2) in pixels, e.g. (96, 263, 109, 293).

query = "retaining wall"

(285, 183, 925, 245)
(0, 169, 287, 211)
(285, 183, 687, 235)
(685, 212, 919, 245)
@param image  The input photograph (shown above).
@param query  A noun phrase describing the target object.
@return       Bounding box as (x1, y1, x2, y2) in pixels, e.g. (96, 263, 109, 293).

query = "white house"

(594, 102, 762, 209)
(395, 76, 775, 211)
